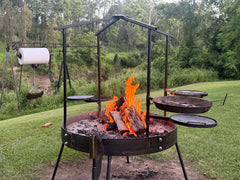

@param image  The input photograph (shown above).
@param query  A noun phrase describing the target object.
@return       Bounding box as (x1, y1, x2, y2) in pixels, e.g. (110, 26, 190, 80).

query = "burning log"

(122, 106, 146, 135)
(115, 97, 126, 111)
(106, 122, 117, 131)
(109, 111, 129, 135)
(105, 76, 147, 136)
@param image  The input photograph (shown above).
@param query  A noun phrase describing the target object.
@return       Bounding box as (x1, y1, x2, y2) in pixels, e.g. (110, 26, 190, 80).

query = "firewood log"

(122, 106, 146, 135)
(106, 122, 117, 131)
(115, 97, 126, 111)
(109, 111, 129, 135)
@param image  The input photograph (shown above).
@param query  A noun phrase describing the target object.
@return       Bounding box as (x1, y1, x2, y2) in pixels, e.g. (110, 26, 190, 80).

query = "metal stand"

(92, 159, 97, 180)
(56, 60, 71, 92)
(30, 65, 37, 93)
(52, 143, 65, 180)
(176, 142, 188, 180)
(48, 54, 54, 83)
(106, 156, 112, 180)
(52, 15, 178, 180)
(126, 156, 130, 163)
(0, 46, 21, 113)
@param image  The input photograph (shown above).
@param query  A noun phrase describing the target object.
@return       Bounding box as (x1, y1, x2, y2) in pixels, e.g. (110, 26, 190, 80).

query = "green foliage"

(0, 91, 18, 114)
(69, 32, 97, 67)
(216, 0, 240, 79)
(0, 69, 16, 90)
(217, 51, 240, 79)
(1, 0, 240, 121)
(168, 68, 218, 88)
(77, 67, 218, 98)
(113, 53, 121, 72)
(0, 0, 239, 79)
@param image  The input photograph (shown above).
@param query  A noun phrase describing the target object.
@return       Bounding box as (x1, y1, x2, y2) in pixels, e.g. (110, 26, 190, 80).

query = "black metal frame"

(0, 45, 21, 113)
(56, 59, 72, 93)
(52, 15, 188, 180)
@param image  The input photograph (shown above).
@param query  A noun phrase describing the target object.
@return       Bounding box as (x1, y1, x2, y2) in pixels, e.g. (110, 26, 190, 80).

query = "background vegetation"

(0, 0, 239, 79)
(1, 0, 239, 119)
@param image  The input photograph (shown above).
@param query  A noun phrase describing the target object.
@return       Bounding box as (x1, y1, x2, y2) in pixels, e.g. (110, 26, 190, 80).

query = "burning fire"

(105, 75, 146, 136)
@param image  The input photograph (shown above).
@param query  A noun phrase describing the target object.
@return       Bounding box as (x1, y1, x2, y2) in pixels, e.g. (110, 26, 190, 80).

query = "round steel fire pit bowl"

(170, 90, 208, 98)
(61, 111, 177, 156)
(152, 96, 212, 114)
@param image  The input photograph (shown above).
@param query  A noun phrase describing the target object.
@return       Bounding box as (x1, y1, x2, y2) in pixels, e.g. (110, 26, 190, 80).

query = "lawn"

(0, 80, 239, 180)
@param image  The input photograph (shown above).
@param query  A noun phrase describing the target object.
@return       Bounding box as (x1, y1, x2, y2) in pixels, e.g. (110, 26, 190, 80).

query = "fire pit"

(52, 15, 217, 180)
(62, 111, 177, 156)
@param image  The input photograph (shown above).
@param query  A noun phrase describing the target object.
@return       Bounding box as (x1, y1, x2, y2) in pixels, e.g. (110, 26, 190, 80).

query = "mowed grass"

(0, 80, 239, 180)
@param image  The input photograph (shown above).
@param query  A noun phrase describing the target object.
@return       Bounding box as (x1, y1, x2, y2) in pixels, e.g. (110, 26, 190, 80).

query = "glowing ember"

(105, 75, 146, 136)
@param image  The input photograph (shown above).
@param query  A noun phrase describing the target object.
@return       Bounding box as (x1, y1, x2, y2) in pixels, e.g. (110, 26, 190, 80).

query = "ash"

(67, 119, 106, 137)
(67, 118, 170, 139)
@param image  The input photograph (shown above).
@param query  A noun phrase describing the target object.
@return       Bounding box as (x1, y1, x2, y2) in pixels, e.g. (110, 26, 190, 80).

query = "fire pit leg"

(126, 156, 130, 163)
(106, 156, 112, 180)
(92, 155, 103, 180)
(92, 159, 97, 180)
(52, 143, 65, 180)
(175, 142, 188, 180)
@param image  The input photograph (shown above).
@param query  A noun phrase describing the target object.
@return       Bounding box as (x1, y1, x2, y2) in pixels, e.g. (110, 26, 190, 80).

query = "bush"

(168, 68, 218, 88)
(0, 65, 219, 120)
(0, 91, 19, 114)
(0, 69, 17, 90)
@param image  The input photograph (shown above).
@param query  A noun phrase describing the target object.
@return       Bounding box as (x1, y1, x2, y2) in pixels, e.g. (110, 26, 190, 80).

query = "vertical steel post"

(0, 46, 21, 113)
(146, 29, 152, 137)
(9, 52, 21, 113)
(97, 35, 101, 120)
(62, 28, 67, 129)
(176, 142, 188, 180)
(19, 65, 23, 94)
(92, 159, 96, 180)
(106, 156, 112, 180)
(126, 156, 130, 163)
(0, 58, 7, 109)
(164, 35, 169, 96)
(57, 61, 63, 91)
(66, 63, 72, 88)
(52, 28, 67, 180)
(164, 35, 169, 117)
(52, 143, 65, 180)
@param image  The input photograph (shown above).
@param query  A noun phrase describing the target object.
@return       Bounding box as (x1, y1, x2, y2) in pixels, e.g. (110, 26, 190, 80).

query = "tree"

(18, 4, 33, 41)
(0, 0, 18, 42)
(216, 0, 240, 78)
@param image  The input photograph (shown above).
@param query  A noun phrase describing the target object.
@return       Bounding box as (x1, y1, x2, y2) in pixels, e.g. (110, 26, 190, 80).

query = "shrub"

(0, 92, 18, 114)
(0, 69, 16, 90)
(168, 68, 218, 88)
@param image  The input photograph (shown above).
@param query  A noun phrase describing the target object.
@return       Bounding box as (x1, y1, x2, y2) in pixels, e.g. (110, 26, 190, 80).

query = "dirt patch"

(36, 74, 52, 92)
(25, 73, 53, 94)
(41, 156, 207, 180)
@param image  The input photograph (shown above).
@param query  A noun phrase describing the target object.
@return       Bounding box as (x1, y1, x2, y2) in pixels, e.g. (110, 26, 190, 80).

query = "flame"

(105, 75, 146, 136)
(105, 96, 118, 123)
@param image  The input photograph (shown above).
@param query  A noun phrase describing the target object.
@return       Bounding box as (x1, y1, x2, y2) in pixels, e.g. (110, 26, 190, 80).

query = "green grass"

(0, 80, 239, 179)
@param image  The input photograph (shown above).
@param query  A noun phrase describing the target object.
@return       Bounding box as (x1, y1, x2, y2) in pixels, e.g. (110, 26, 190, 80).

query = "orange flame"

(105, 75, 146, 135)
(105, 96, 118, 123)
